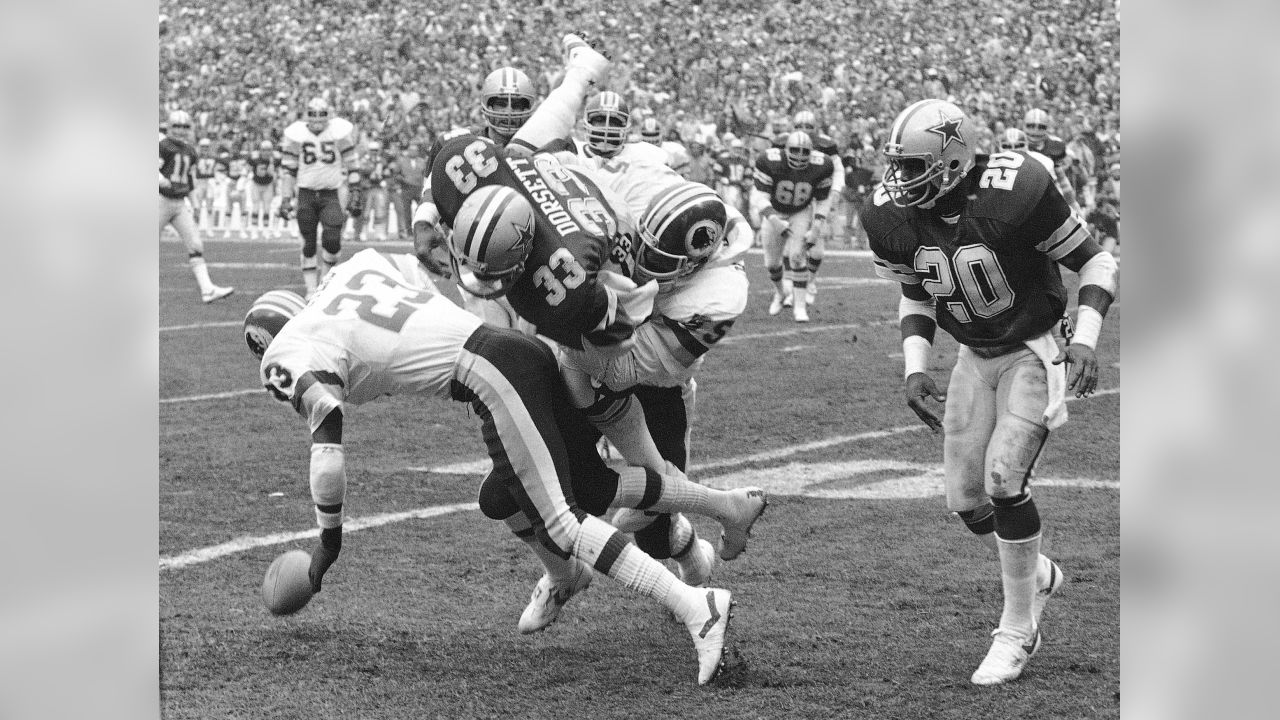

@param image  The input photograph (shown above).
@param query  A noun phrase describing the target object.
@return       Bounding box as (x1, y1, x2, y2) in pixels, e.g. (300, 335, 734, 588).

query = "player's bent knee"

(477, 471, 521, 520)
(991, 492, 1041, 542)
(955, 503, 995, 535)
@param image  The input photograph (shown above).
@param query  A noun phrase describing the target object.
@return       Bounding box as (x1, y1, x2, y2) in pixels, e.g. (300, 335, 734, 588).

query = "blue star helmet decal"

(509, 216, 535, 259)
(927, 113, 966, 151)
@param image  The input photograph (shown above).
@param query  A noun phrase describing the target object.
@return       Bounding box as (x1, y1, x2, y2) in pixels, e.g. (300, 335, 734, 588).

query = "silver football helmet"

(583, 91, 631, 158)
(881, 99, 976, 208)
(480, 67, 536, 138)
(448, 184, 537, 298)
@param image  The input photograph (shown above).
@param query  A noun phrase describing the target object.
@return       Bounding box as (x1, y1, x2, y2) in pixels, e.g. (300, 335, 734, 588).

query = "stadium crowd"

(159, 0, 1119, 245)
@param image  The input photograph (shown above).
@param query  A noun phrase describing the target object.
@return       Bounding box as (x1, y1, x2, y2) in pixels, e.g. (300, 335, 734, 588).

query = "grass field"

(159, 236, 1120, 719)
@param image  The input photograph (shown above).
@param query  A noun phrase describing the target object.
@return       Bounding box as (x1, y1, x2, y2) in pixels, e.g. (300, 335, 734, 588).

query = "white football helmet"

(1023, 108, 1051, 146)
(448, 184, 537, 298)
(167, 110, 193, 143)
(244, 290, 307, 360)
(481, 67, 536, 138)
(636, 182, 726, 284)
(998, 128, 1030, 152)
(783, 131, 813, 170)
(639, 116, 662, 145)
(305, 97, 331, 134)
(584, 91, 631, 158)
(882, 99, 976, 208)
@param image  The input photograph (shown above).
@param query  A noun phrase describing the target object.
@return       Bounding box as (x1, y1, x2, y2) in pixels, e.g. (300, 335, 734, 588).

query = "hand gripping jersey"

(864, 151, 1090, 348)
(429, 131, 641, 350)
(258, 249, 479, 432)
(281, 117, 358, 190)
(159, 135, 198, 199)
(752, 147, 835, 215)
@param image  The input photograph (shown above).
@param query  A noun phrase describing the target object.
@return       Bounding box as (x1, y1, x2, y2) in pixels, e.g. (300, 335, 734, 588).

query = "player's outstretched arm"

(1053, 237, 1118, 397)
(308, 409, 346, 592)
(899, 284, 945, 432)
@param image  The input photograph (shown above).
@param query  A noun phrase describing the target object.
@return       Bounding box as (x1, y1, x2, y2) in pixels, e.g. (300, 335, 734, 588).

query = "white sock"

(996, 533, 1041, 634)
(571, 514, 693, 617)
(301, 254, 318, 294)
(189, 256, 214, 294)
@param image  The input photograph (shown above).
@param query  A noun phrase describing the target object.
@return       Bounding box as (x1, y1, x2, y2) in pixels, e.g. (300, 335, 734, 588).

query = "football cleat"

(782, 293, 794, 308)
(1033, 558, 1065, 627)
(518, 559, 593, 634)
(676, 538, 716, 588)
(683, 588, 733, 685)
(768, 292, 786, 316)
(793, 303, 809, 323)
(717, 487, 767, 560)
(971, 624, 1041, 686)
(203, 285, 235, 304)
(806, 282, 818, 305)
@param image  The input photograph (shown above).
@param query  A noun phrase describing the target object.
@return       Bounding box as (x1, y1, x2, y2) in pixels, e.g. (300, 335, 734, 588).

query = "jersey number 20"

(915, 244, 1015, 323)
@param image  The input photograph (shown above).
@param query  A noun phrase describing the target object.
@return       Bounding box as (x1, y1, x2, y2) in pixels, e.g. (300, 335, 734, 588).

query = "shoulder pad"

(283, 122, 310, 142)
(330, 118, 355, 137)
(970, 152, 1053, 225)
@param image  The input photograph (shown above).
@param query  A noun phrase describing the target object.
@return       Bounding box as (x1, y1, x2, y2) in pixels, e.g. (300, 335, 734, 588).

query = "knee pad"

(477, 470, 521, 521)
(319, 199, 347, 228)
(986, 413, 1049, 498)
(633, 513, 675, 559)
(955, 504, 995, 535)
(320, 225, 342, 254)
(991, 492, 1041, 542)
(301, 237, 318, 257)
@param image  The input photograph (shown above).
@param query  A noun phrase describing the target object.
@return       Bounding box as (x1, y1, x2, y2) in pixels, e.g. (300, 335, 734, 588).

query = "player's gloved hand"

(1053, 343, 1099, 398)
(278, 197, 294, 220)
(413, 221, 452, 278)
(309, 526, 342, 593)
(905, 371, 946, 433)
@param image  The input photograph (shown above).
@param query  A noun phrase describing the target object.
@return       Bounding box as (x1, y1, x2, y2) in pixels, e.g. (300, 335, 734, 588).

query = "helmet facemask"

(584, 94, 630, 158)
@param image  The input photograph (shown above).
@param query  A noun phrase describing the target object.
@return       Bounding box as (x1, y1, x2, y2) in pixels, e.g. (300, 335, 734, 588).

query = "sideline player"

(243, 247, 733, 685)
(279, 97, 358, 296)
(160, 110, 234, 303)
(863, 98, 1118, 685)
(751, 131, 835, 322)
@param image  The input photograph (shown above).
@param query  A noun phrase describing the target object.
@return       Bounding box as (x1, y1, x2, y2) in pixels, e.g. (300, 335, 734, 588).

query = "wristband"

(903, 335, 931, 378)
(1072, 305, 1103, 349)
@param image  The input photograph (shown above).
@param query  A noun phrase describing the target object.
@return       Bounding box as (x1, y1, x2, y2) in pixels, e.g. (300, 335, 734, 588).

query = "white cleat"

(684, 588, 733, 685)
(1033, 558, 1065, 627)
(562, 34, 610, 86)
(782, 293, 794, 308)
(767, 292, 785, 316)
(793, 303, 809, 323)
(676, 538, 716, 588)
(517, 560, 593, 634)
(202, 285, 235, 304)
(971, 624, 1041, 686)
(717, 487, 767, 560)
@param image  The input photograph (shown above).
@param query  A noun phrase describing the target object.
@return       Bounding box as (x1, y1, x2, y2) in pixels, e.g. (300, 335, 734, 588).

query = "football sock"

(993, 493, 1043, 634)
(301, 254, 318, 295)
(571, 514, 692, 615)
(188, 255, 214, 294)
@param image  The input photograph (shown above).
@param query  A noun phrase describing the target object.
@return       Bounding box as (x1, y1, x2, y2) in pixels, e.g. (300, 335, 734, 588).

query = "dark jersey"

(159, 136, 198, 199)
(249, 152, 277, 185)
(713, 150, 751, 188)
(430, 132, 637, 350)
(844, 163, 875, 200)
(752, 147, 835, 214)
(772, 132, 839, 158)
(864, 151, 1090, 348)
(1030, 135, 1069, 167)
(194, 153, 218, 180)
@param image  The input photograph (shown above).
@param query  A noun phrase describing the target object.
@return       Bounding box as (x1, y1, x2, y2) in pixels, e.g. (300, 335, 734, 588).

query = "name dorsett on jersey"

(282, 118, 357, 190)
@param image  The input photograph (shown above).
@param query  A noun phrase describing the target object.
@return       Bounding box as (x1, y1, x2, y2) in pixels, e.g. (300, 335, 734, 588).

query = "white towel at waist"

(1024, 331, 1068, 430)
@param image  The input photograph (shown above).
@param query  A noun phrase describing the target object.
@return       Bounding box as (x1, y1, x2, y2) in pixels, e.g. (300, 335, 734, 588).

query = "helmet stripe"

(645, 183, 716, 242)
(888, 99, 936, 147)
(463, 189, 516, 264)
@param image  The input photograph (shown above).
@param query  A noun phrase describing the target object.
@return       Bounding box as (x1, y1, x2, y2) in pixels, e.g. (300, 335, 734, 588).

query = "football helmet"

(793, 110, 818, 134)
(167, 110, 193, 142)
(882, 99, 976, 208)
(583, 91, 631, 158)
(783, 131, 813, 170)
(244, 290, 307, 360)
(998, 128, 1030, 152)
(635, 182, 727, 283)
(305, 97, 331, 134)
(639, 117, 662, 144)
(259, 140, 274, 152)
(480, 67, 536, 137)
(448, 184, 537, 298)
(1023, 108, 1051, 146)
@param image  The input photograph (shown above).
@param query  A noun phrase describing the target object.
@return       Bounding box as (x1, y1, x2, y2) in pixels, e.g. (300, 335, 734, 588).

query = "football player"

(751, 130, 835, 322)
(159, 110, 234, 303)
(243, 248, 733, 686)
(247, 140, 277, 238)
(998, 127, 1054, 174)
(1023, 108, 1082, 214)
(279, 97, 359, 296)
(864, 99, 1118, 686)
(778, 111, 844, 298)
(192, 138, 217, 226)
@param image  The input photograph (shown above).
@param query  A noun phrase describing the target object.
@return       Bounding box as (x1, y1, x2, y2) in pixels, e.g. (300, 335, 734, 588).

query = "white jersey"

(259, 249, 482, 432)
(573, 141, 686, 221)
(281, 118, 358, 190)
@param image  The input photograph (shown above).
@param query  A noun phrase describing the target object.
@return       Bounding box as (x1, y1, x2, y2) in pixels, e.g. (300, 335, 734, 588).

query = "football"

(261, 549, 314, 615)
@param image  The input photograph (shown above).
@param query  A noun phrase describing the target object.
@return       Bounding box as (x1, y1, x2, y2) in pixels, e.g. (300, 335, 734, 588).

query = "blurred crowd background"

(158, 0, 1120, 246)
